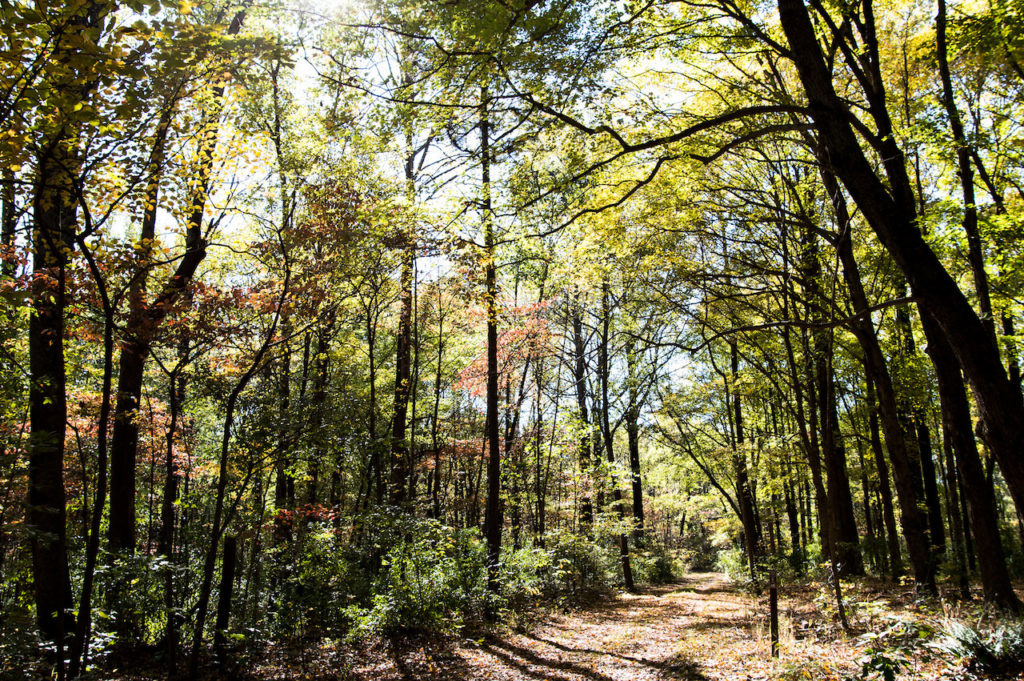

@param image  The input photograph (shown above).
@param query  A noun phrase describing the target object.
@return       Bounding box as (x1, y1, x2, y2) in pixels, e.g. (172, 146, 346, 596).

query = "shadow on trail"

(482, 638, 615, 681)
(671, 585, 736, 596)
(482, 636, 710, 681)
(383, 574, 736, 681)
(519, 634, 711, 681)
(386, 637, 477, 681)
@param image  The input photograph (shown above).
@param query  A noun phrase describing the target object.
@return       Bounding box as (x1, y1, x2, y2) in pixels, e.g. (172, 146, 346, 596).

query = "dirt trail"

(350, 572, 783, 681)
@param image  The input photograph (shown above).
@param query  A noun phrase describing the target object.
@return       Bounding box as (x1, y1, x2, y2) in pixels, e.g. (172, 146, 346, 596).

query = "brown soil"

(247, 571, 945, 681)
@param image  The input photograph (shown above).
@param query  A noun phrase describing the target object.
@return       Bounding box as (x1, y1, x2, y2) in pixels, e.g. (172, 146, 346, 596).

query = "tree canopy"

(3, 0, 1024, 678)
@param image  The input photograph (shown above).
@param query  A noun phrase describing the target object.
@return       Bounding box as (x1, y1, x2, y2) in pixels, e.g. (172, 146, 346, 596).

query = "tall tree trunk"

(534, 355, 547, 545)
(367, 312, 382, 504)
(67, 240, 115, 678)
(730, 342, 761, 574)
(159, 345, 187, 679)
(800, 215, 861, 575)
(925, 316, 1021, 611)
(29, 111, 76, 650)
(188, 261, 289, 681)
(480, 87, 503, 597)
(273, 334, 293, 544)
(430, 301, 445, 519)
(777, 0, 1024, 516)
(940, 424, 970, 598)
(391, 155, 416, 503)
(784, 474, 803, 568)
(779, 216, 830, 560)
(26, 1, 116, 649)
(1, 167, 15, 278)
(935, 0, 996, 347)
(625, 342, 645, 544)
(823, 166, 932, 589)
(306, 326, 329, 507)
(599, 281, 634, 590)
(852, 428, 878, 573)
(108, 9, 246, 552)
(865, 375, 902, 577)
(818, 351, 863, 576)
(915, 417, 946, 559)
(571, 298, 593, 528)
(213, 535, 237, 669)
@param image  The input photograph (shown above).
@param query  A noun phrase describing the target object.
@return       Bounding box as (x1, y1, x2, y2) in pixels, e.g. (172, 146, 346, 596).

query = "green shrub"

(94, 551, 174, 647)
(717, 547, 749, 582)
(845, 649, 907, 681)
(540, 531, 615, 601)
(633, 542, 678, 584)
(679, 524, 718, 572)
(839, 616, 935, 681)
(345, 515, 488, 637)
(270, 522, 368, 638)
(933, 620, 1024, 678)
(0, 607, 45, 680)
(500, 545, 554, 610)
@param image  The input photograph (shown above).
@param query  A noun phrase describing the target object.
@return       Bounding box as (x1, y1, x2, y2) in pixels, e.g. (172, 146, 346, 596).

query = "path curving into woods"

(249, 570, 976, 681)
(267, 572, 791, 681)
(448, 573, 746, 681)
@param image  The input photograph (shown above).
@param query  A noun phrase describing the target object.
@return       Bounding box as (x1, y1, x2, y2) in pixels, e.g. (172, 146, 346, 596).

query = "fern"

(933, 620, 1024, 677)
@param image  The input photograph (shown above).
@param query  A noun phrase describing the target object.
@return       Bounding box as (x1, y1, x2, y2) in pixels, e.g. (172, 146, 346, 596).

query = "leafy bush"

(344, 515, 488, 637)
(539, 531, 616, 601)
(500, 545, 554, 610)
(717, 547, 750, 583)
(270, 522, 369, 638)
(679, 523, 718, 572)
(95, 551, 175, 647)
(846, 649, 907, 681)
(1000, 525, 1024, 578)
(633, 542, 678, 584)
(933, 620, 1024, 678)
(775, 658, 835, 681)
(842, 616, 932, 681)
(0, 607, 45, 680)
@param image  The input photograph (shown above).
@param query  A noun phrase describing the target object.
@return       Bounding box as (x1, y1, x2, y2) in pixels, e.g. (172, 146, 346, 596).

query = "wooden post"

(769, 569, 779, 658)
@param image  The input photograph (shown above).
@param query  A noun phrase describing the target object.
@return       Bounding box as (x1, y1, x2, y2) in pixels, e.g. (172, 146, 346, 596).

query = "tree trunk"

(940, 424, 970, 598)
(391, 219, 414, 504)
(1, 167, 15, 278)
(480, 87, 503, 597)
(188, 266, 288, 681)
(273, 335, 293, 544)
(935, 0, 996, 347)
(67, 239, 116, 678)
(823, 166, 932, 589)
(600, 281, 634, 591)
(28, 128, 76, 647)
(625, 343, 645, 544)
(865, 375, 902, 577)
(160, 357, 186, 678)
(915, 418, 946, 559)
(108, 10, 246, 552)
(26, 1, 117, 649)
(213, 535, 237, 670)
(784, 476, 803, 568)
(571, 299, 593, 528)
(777, 0, 1024, 517)
(925, 315, 1021, 611)
(799, 214, 861, 575)
(730, 342, 762, 574)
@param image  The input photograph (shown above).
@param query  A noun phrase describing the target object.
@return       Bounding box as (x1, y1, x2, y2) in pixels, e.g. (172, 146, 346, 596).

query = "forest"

(2, 0, 1024, 679)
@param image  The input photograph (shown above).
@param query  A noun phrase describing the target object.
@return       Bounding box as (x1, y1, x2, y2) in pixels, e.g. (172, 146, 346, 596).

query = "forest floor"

(245, 571, 1003, 681)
